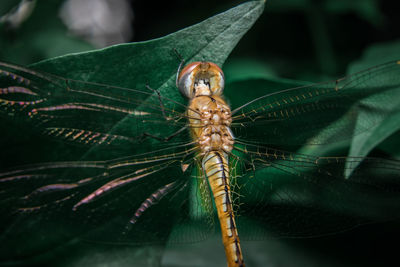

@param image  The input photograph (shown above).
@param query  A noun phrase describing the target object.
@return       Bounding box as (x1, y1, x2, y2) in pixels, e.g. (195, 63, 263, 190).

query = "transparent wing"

(0, 62, 213, 261)
(229, 61, 400, 238)
(0, 144, 215, 260)
(231, 60, 400, 146)
(0, 61, 192, 153)
(230, 140, 400, 239)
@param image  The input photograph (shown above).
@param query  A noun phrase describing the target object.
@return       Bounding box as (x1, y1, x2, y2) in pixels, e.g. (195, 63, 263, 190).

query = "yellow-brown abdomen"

(203, 151, 244, 267)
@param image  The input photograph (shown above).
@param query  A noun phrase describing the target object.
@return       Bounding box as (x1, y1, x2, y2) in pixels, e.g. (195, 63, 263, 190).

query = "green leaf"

(343, 42, 400, 177)
(30, 0, 265, 162)
(32, 0, 265, 98)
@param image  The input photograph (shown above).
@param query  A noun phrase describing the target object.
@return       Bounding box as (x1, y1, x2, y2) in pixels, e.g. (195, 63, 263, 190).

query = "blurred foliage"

(0, 0, 94, 65)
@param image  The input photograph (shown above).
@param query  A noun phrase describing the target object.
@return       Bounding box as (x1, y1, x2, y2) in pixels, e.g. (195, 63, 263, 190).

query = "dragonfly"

(0, 58, 400, 266)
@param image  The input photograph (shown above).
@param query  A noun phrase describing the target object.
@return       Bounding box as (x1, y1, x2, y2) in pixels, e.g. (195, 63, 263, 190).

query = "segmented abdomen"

(202, 151, 244, 267)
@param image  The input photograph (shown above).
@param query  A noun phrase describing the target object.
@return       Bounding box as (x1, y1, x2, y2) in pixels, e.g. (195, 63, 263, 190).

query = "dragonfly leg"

(145, 84, 177, 121)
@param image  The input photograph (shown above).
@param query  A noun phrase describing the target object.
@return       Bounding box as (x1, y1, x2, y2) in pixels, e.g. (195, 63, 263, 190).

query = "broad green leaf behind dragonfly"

(344, 41, 400, 177)
(29, 0, 266, 160)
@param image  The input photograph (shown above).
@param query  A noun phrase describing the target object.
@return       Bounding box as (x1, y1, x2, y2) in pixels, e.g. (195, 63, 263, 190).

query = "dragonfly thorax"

(187, 95, 234, 154)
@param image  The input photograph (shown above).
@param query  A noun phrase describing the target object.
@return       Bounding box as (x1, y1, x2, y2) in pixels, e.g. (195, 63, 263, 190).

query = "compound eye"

(177, 61, 225, 98)
(177, 62, 201, 99)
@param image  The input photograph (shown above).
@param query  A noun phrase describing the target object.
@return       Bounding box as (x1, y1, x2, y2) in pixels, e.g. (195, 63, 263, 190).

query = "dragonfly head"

(177, 61, 224, 99)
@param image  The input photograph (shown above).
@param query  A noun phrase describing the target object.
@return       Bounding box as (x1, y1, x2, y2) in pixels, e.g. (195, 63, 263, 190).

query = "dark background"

(133, 0, 400, 81)
(1, 0, 400, 81)
(1, 1, 399, 266)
